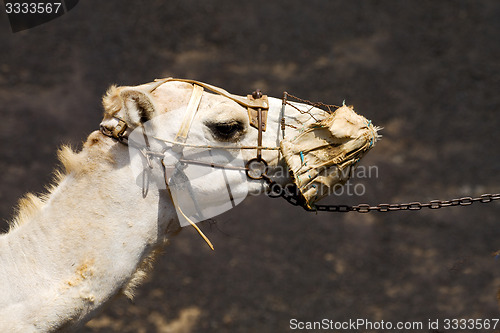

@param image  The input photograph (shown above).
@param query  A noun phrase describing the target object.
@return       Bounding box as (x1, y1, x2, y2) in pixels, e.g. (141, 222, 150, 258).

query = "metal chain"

(315, 193, 500, 213)
(268, 181, 500, 213)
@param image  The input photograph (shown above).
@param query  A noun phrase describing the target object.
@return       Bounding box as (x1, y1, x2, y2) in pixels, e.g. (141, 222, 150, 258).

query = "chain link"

(268, 181, 500, 213)
(314, 193, 500, 213)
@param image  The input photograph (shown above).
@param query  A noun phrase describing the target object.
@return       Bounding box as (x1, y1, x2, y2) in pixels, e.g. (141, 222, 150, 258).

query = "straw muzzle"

(280, 105, 379, 209)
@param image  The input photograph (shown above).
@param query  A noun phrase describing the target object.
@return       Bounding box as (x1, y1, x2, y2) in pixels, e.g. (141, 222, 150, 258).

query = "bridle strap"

(174, 84, 204, 144)
(257, 103, 263, 161)
(150, 78, 269, 110)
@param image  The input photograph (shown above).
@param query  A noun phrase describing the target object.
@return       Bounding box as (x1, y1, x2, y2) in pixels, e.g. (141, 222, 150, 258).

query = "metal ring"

(245, 158, 268, 180)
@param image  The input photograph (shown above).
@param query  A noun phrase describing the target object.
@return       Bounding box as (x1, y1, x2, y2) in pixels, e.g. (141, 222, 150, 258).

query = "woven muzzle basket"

(280, 105, 379, 209)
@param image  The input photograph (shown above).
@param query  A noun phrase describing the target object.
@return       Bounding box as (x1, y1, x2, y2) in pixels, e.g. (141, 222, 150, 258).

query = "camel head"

(99, 78, 379, 227)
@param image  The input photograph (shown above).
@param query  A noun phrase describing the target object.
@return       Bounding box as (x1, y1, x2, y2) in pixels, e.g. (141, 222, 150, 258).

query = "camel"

(0, 78, 378, 331)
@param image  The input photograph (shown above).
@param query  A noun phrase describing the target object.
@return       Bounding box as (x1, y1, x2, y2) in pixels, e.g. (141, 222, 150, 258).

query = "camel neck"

(0, 136, 177, 331)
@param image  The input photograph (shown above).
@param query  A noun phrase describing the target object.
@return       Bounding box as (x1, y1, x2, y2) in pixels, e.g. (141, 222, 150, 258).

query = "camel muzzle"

(280, 104, 379, 209)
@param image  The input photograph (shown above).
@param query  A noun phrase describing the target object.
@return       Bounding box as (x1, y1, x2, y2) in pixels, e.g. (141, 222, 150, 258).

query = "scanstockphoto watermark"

(289, 318, 424, 331)
(289, 318, 500, 331)
(254, 164, 379, 198)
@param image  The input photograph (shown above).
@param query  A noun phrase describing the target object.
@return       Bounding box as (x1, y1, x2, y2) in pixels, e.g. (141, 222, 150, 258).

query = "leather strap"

(174, 84, 204, 143)
(150, 77, 269, 110)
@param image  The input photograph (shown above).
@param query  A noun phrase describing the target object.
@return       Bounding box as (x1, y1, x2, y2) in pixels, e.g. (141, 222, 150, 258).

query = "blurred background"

(1, 1, 499, 332)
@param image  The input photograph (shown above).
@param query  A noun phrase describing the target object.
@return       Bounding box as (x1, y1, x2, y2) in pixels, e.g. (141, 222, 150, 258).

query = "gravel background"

(1, 1, 499, 332)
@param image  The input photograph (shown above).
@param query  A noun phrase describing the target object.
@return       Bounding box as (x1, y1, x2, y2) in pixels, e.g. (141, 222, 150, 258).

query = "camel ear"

(119, 89, 155, 125)
(102, 86, 155, 126)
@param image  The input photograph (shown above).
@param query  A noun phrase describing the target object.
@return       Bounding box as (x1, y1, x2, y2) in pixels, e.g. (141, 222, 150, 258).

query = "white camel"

(0, 78, 377, 331)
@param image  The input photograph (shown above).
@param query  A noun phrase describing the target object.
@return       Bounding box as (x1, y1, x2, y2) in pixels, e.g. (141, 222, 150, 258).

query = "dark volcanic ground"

(1, 1, 499, 332)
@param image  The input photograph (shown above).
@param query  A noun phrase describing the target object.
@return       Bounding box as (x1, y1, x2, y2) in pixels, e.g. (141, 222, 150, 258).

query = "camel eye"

(208, 121, 245, 141)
